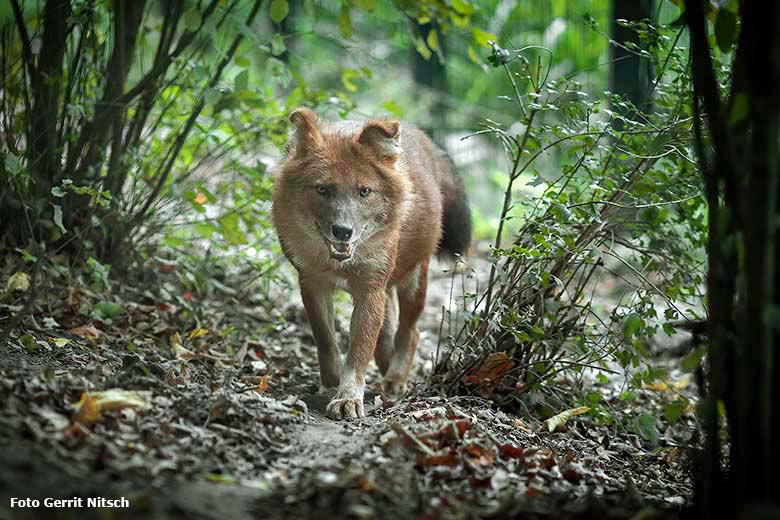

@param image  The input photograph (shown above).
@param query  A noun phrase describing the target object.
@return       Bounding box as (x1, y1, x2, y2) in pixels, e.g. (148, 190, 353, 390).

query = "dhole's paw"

(382, 377, 407, 397)
(326, 397, 365, 420)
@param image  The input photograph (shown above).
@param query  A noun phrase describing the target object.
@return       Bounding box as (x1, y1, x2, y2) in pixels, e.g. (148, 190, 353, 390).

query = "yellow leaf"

(171, 332, 196, 360)
(73, 389, 152, 424)
(5, 271, 30, 292)
(426, 29, 439, 53)
(187, 328, 209, 340)
(193, 192, 208, 205)
(415, 37, 432, 61)
(545, 406, 591, 433)
(73, 394, 100, 424)
(644, 377, 690, 393)
(255, 375, 269, 395)
(49, 337, 70, 347)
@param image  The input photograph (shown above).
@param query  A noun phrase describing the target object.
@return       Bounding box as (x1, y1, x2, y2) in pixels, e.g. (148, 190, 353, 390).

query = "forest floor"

(0, 248, 698, 519)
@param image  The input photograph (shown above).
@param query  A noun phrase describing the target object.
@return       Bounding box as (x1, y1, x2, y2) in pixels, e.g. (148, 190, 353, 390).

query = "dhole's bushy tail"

(439, 157, 472, 258)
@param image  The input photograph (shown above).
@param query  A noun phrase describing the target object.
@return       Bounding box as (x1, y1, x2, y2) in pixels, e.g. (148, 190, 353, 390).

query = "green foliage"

(439, 12, 706, 431)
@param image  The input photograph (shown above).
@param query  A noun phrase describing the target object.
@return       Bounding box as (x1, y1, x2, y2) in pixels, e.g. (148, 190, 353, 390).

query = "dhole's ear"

(289, 107, 324, 157)
(357, 120, 401, 164)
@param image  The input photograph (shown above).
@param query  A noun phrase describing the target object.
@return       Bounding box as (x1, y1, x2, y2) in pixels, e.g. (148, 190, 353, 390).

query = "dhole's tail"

(438, 157, 472, 258)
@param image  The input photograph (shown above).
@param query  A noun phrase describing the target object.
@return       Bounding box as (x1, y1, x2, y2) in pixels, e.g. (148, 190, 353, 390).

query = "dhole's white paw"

(326, 379, 365, 420)
(325, 397, 365, 420)
(382, 377, 407, 397)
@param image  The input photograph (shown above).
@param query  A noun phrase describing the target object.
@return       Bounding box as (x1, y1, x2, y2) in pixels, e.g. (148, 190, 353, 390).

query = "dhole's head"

(276, 107, 410, 263)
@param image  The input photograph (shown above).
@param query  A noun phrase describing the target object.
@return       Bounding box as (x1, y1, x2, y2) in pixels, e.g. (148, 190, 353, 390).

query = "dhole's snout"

(331, 224, 353, 241)
(319, 220, 356, 261)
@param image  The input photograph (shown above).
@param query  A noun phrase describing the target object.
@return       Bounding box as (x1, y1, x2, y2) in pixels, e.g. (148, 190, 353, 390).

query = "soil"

(0, 252, 697, 519)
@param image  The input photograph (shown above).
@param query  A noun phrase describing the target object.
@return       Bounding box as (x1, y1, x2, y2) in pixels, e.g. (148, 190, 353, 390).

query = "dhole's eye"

(316, 185, 328, 196)
(358, 187, 372, 197)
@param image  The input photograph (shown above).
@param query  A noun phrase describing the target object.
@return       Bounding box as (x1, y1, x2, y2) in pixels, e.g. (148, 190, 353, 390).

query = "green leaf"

(4, 152, 21, 176)
(414, 37, 432, 60)
(668, 11, 687, 28)
(341, 68, 360, 92)
(269, 0, 289, 24)
(451, 0, 474, 16)
(663, 402, 684, 423)
(381, 100, 403, 116)
(715, 8, 738, 53)
(234, 70, 249, 92)
(219, 213, 246, 245)
(94, 302, 127, 319)
(467, 45, 481, 65)
(727, 92, 748, 127)
(338, 4, 353, 39)
(353, 0, 377, 10)
(183, 8, 201, 31)
(204, 88, 220, 105)
(633, 413, 658, 443)
(426, 28, 439, 53)
(622, 314, 643, 338)
(681, 345, 707, 373)
(472, 28, 497, 48)
(51, 186, 66, 198)
(270, 33, 286, 56)
(52, 204, 67, 234)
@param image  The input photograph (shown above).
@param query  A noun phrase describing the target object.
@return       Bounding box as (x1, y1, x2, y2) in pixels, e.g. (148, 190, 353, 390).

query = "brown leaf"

(418, 450, 459, 468)
(255, 375, 270, 395)
(498, 443, 525, 459)
(158, 262, 176, 273)
(68, 323, 101, 340)
(464, 442, 495, 466)
(437, 418, 470, 442)
(156, 302, 178, 314)
(464, 352, 514, 386)
(562, 462, 585, 483)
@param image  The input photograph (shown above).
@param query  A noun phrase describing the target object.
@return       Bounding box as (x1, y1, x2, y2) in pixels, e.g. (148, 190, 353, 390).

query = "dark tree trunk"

(609, 0, 655, 123)
(28, 0, 71, 195)
(686, 0, 780, 515)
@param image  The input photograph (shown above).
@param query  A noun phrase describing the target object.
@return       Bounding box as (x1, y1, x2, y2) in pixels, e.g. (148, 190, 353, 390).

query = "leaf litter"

(0, 254, 696, 519)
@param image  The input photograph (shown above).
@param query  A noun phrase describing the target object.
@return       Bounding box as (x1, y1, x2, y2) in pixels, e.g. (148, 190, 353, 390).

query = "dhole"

(272, 107, 471, 420)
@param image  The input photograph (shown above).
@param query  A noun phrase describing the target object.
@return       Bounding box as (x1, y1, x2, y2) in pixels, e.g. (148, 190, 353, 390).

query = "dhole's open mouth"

(325, 239, 353, 261)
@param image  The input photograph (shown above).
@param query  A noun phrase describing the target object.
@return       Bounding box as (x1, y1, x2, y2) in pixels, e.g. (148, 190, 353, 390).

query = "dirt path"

(0, 254, 694, 519)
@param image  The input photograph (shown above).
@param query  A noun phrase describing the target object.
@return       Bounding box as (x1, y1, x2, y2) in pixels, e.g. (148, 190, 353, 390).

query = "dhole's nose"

(331, 224, 353, 241)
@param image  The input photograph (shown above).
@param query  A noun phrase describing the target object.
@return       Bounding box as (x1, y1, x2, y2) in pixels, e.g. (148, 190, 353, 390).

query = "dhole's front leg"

(300, 280, 341, 389)
(326, 285, 386, 420)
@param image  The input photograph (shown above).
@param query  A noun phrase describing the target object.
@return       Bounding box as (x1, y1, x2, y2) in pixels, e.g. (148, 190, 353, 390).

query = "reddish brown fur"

(272, 107, 469, 420)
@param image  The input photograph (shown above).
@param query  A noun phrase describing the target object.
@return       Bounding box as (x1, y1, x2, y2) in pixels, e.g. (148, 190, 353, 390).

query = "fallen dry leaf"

(5, 271, 30, 292)
(156, 302, 178, 314)
(171, 332, 196, 360)
(68, 323, 101, 340)
(73, 389, 152, 424)
(418, 450, 459, 468)
(255, 374, 270, 395)
(644, 377, 690, 393)
(158, 262, 176, 273)
(465, 352, 514, 384)
(187, 328, 209, 340)
(49, 337, 70, 347)
(544, 406, 591, 433)
(498, 443, 525, 459)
